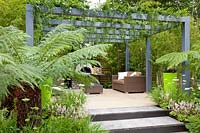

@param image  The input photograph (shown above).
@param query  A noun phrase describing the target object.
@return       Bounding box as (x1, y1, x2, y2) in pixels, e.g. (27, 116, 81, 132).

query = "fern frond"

(38, 24, 87, 62)
(0, 26, 28, 62)
(0, 25, 111, 99)
(71, 72, 98, 86)
(44, 24, 75, 38)
(188, 51, 200, 59)
(67, 44, 112, 61)
(76, 60, 101, 68)
(40, 44, 111, 79)
(156, 52, 188, 68)
(0, 53, 16, 65)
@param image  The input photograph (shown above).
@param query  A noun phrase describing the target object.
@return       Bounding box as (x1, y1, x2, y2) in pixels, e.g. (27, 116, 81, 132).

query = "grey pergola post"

(146, 37, 152, 92)
(125, 44, 130, 71)
(182, 17, 190, 90)
(26, 4, 34, 46)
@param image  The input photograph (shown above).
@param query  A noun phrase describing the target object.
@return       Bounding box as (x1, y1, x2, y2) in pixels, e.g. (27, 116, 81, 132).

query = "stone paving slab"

(88, 106, 164, 115)
(93, 116, 184, 130)
(85, 89, 156, 110)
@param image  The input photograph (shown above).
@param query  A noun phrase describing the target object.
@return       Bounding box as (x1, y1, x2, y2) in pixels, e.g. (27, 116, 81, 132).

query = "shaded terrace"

(26, 4, 190, 92)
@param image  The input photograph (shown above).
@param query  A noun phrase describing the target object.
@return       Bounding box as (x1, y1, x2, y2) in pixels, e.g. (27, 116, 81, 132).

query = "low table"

(85, 83, 103, 94)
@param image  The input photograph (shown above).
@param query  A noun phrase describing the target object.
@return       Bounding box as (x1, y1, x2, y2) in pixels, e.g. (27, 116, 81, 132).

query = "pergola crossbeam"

(45, 7, 186, 22)
(48, 19, 177, 31)
(86, 34, 138, 40)
(49, 19, 152, 30)
(85, 39, 131, 43)
(44, 26, 140, 35)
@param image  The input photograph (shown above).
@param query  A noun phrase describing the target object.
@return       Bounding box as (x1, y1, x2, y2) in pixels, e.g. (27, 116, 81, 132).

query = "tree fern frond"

(0, 25, 111, 99)
(19, 46, 41, 65)
(188, 50, 200, 59)
(156, 52, 188, 68)
(76, 60, 101, 68)
(38, 24, 87, 62)
(44, 24, 75, 38)
(70, 71, 98, 86)
(67, 44, 112, 61)
(0, 26, 28, 57)
(0, 53, 16, 65)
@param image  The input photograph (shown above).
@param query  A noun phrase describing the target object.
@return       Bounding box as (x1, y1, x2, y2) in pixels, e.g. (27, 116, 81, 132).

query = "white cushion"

(130, 72, 137, 77)
(118, 72, 128, 80)
(130, 72, 142, 77)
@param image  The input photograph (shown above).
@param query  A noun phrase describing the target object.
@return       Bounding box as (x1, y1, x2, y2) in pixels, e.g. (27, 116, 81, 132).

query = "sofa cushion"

(130, 72, 142, 77)
(113, 79, 124, 84)
(127, 72, 133, 77)
(118, 72, 128, 80)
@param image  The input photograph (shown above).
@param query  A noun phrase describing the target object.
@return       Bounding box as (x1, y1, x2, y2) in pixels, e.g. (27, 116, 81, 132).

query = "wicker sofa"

(112, 72, 146, 93)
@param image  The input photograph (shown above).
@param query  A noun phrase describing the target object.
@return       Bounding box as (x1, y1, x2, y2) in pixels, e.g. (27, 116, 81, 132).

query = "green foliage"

(150, 86, 200, 132)
(0, 26, 43, 100)
(39, 78, 53, 108)
(129, 39, 146, 73)
(186, 114, 200, 133)
(156, 52, 188, 69)
(102, 81, 112, 88)
(48, 90, 87, 119)
(0, 109, 18, 132)
(0, 25, 111, 101)
(0, 0, 26, 30)
(0, 109, 107, 133)
(150, 87, 169, 109)
(28, 0, 89, 10)
(41, 116, 107, 133)
(150, 86, 190, 109)
(190, 88, 200, 103)
(0, 90, 107, 132)
(42, 90, 107, 133)
(100, 43, 125, 75)
(102, 0, 186, 15)
(60, 91, 86, 108)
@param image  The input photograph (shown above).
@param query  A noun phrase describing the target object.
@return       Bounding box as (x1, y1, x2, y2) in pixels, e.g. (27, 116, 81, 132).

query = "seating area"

(112, 72, 146, 93)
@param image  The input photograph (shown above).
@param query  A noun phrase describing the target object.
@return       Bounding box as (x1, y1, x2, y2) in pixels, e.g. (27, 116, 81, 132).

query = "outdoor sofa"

(112, 72, 146, 93)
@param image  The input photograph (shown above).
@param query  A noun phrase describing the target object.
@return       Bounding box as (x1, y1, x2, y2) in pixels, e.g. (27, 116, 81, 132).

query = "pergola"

(26, 4, 190, 92)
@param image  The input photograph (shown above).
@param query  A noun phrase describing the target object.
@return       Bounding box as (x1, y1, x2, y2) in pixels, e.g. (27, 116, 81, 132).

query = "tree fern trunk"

(1, 83, 42, 129)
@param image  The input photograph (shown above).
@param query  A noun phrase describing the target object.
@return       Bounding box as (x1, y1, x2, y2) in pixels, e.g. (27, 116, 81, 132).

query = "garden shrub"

(41, 116, 107, 133)
(186, 114, 200, 133)
(150, 87, 170, 109)
(0, 90, 107, 132)
(150, 86, 200, 132)
(169, 100, 199, 121)
(0, 109, 19, 133)
(48, 90, 87, 119)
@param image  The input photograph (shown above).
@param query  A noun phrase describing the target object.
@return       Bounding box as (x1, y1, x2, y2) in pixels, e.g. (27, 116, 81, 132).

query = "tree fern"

(156, 52, 188, 68)
(0, 24, 111, 100)
(156, 51, 200, 69)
